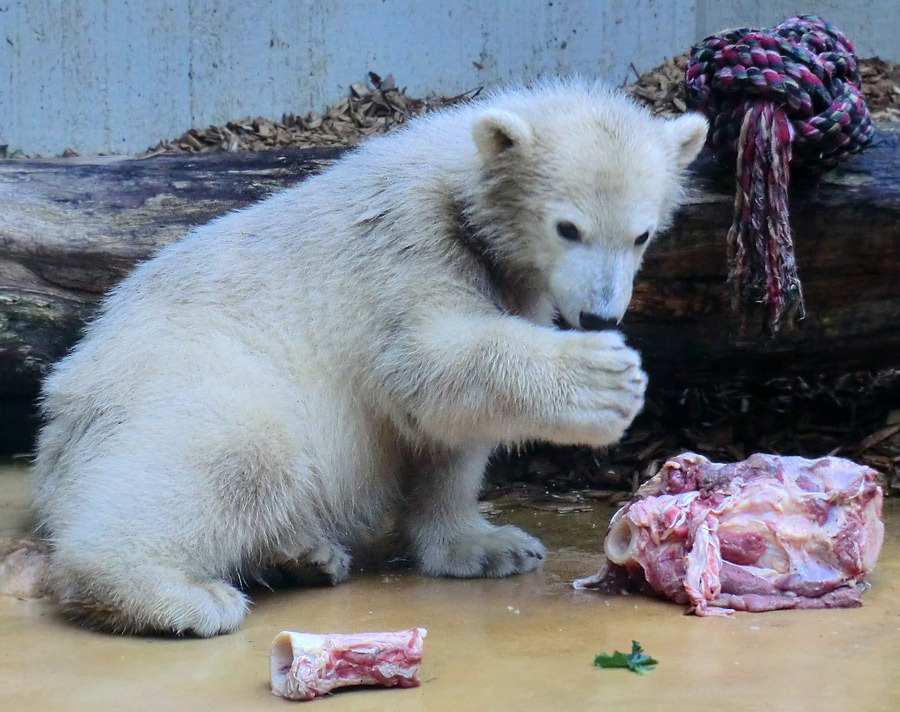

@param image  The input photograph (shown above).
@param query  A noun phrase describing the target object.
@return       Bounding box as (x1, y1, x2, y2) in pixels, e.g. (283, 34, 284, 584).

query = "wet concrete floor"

(2, 460, 899, 711)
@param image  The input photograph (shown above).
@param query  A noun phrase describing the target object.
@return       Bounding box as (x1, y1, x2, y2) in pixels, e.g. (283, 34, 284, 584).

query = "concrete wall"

(1, 0, 896, 156)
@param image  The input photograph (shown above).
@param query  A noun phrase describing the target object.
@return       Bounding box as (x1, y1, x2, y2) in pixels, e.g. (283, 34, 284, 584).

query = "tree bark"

(1, 127, 898, 447)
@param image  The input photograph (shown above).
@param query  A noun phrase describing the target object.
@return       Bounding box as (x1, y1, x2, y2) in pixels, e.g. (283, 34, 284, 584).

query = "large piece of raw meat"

(574, 452, 884, 615)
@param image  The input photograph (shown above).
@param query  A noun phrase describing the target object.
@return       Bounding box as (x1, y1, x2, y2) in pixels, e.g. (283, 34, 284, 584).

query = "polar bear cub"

(32, 79, 707, 636)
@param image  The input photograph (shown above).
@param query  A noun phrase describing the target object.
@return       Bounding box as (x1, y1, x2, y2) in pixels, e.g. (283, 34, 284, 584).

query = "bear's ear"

(472, 109, 533, 162)
(664, 112, 708, 169)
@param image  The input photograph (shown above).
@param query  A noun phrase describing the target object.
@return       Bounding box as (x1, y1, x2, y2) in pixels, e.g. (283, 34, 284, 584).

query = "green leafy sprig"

(593, 640, 658, 675)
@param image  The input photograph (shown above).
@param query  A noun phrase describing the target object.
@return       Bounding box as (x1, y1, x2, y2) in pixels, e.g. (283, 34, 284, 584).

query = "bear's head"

(469, 81, 707, 330)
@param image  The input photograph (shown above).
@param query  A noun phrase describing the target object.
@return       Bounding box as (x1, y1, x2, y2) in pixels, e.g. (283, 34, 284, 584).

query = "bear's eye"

(556, 221, 582, 242)
(635, 230, 651, 247)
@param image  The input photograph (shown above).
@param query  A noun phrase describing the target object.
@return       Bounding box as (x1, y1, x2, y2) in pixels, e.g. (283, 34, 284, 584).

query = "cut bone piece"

(270, 628, 426, 701)
(603, 517, 640, 565)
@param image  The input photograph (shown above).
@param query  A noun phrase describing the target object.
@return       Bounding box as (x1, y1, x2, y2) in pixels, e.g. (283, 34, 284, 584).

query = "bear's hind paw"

(279, 540, 353, 586)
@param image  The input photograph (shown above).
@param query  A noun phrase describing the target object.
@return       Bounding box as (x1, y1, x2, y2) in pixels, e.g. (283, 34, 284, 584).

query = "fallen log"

(1, 127, 899, 449)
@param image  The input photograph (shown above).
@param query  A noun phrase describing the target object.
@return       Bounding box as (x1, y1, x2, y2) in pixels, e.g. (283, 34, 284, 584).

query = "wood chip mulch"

(141, 72, 481, 156)
(138, 57, 900, 158)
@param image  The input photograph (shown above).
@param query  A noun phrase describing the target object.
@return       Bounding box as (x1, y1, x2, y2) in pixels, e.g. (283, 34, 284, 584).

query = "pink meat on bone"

(574, 452, 884, 616)
(270, 628, 426, 700)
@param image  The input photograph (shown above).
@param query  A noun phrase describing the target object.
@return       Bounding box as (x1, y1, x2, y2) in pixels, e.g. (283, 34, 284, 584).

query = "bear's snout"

(578, 312, 619, 332)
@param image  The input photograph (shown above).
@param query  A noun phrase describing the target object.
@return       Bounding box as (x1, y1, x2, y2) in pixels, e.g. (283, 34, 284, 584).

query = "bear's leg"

(47, 544, 248, 637)
(402, 445, 545, 577)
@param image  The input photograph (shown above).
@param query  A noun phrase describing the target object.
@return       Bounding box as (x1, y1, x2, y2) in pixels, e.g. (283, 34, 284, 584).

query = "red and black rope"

(685, 15, 874, 331)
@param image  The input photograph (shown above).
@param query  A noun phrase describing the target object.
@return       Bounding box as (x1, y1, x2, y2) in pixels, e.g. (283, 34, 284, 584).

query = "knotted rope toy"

(685, 15, 874, 332)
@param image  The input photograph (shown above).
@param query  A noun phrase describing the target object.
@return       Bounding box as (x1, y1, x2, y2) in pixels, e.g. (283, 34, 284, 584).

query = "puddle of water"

(2, 461, 899, 711)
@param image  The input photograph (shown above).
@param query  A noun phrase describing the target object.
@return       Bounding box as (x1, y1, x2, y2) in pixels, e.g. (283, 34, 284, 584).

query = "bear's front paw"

(414, 521, 545, 578)
(551, 330, 646, 446)
(185, 580, 250, 637)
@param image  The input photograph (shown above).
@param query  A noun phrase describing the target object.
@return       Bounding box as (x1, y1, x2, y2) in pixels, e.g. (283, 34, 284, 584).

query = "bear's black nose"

(579, 312, 618, 331)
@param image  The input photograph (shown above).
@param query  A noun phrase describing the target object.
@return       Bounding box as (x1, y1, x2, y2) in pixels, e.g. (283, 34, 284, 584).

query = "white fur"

(32, 79, 707, 636)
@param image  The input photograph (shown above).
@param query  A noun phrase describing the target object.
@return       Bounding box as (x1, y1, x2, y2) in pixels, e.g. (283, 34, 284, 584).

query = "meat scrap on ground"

(574, 452, 884, 615)
(270, 628, 426, 701)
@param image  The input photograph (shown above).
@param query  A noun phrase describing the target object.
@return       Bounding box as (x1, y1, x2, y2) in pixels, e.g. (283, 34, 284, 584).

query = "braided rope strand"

(686, 15, 873, 331)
